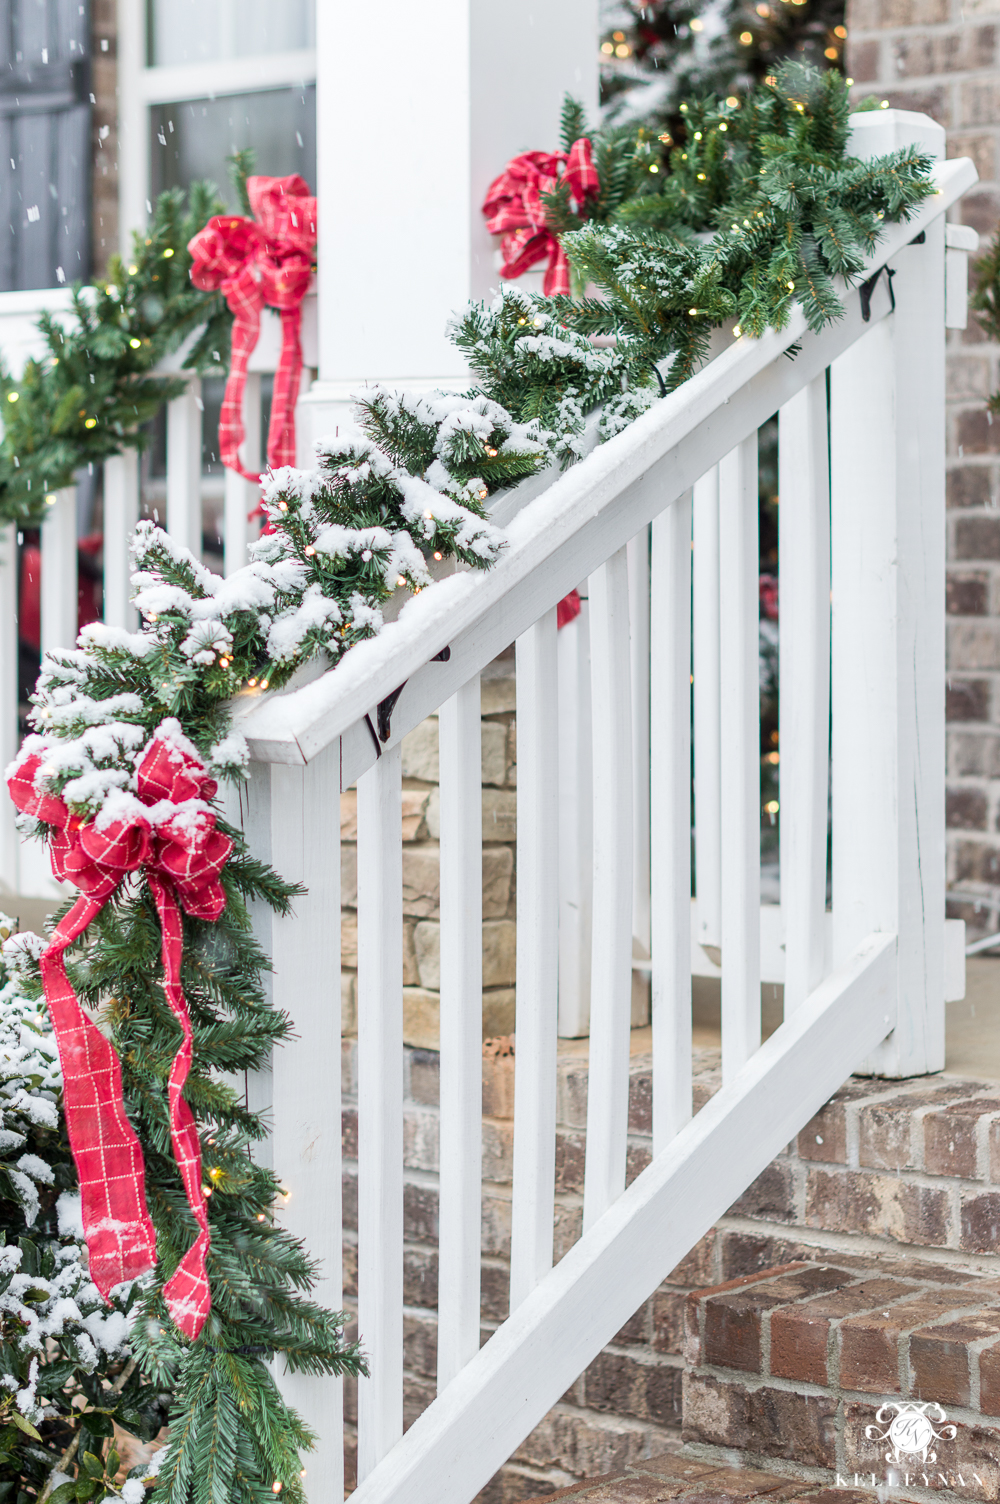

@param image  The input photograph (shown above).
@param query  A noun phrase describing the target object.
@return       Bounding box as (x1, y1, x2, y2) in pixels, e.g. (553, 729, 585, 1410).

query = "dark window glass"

(150, 87, 317, 210)
(0, 0, 91, 290)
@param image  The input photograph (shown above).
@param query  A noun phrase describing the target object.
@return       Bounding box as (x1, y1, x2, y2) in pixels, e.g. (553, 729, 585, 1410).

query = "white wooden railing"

(0, 111, 980, 1504)
(217, 114, 977, 1504)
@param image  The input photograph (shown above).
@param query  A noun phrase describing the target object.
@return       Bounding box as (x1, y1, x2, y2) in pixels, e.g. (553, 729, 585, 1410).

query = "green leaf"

(8, 1411, 41, 1441)
(81, 1452, 106, 1479)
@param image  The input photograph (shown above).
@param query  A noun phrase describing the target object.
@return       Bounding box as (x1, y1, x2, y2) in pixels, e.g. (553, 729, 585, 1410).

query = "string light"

(163, 247, 175, 258)
(247, 677, 258, 687)
(260, 679, 269, 689)
(272, 1484, 282, 1495)
(6, 392, 17, 403)
(128, 264, 138, 274)
(689, 307, 698, 316)
(84, 417, 97, 428)
(433, 551, 443, 561)
(693, 131, 703, 141)
(484, 447, 498, 457)
(718, 122, 727, 131)
(257, 1212, 266, 1221)
(396, 575, 407, 587)
(740, 30, 753, 43)
(129, 338, 142, 349)
(726, 96, 739, 107)
(733, 325, 742, 338)
(278, 500, 288, 511)
(478, 487, 488, 499)
(304, 544, 316, 556)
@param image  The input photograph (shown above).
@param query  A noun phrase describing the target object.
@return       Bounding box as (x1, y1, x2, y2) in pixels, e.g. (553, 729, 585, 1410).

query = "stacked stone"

(846, 0, 1000, 941)
(340, 658, 519, 1050)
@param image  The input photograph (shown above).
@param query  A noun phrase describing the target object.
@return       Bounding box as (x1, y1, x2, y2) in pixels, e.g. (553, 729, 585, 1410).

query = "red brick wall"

(846, 0, 1000, 941)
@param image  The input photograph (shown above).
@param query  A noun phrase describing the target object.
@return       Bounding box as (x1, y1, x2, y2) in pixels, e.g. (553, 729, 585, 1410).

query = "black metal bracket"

(910, 230, 926, 245)
(366, 645, 453, 756)
(859, 264, 896, 323)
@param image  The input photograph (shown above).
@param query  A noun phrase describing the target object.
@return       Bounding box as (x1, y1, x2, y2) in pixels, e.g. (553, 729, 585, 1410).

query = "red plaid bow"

(8, 723, 232, 1340)
(482, 138, 599, 297)
(188, 175, 317, 483)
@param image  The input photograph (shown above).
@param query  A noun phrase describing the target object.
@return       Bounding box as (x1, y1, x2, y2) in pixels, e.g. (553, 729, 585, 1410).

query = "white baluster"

(651, 493, 693, 1155)
(356, 744, 403, 1477)
(719, 437, 761, 1082)
(224, 370, 261, 576)
(583, 549, 633, 1231)
(0, 524, 18, 892)
(510, 609, 559, 1310)
(557, 596, 593, 1037)
(41, 486, 77, 658)
(436, 677, 483, 1389)
(693, 467, 721, 955)
(167, 377, 202, 557)
(103, 451, 139, 630)
(269, 743, 344, 1501)
(779, 377, 831, 1013)
(628, 528, 651, 988)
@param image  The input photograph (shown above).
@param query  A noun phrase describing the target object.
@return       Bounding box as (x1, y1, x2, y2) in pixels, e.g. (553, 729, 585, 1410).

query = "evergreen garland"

(0, 183, 230, 527)
(970, 231, 1000, 415)
(455, 63, 935, 460)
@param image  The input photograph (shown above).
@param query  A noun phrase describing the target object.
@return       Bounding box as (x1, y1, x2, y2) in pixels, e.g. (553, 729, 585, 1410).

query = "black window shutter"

(0, 0, 91, 292)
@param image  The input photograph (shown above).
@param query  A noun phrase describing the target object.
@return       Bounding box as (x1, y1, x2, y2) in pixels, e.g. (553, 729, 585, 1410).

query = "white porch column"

(305, 0, 598, 443)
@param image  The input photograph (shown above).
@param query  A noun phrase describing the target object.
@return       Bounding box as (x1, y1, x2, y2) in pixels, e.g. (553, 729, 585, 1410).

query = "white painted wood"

(437, 678, 483, 1389)
(40, 487, 77, 658)
(269, 741, 344, 1503)
(356, 744, 404, 1475)
(348, 931, 896, 1504)
(583, 550, 633, 1230)
(233, 155, 975, 771)
(831, 229, 947, 1076)
(510, 609, 559, 1310)
(240, 759, 275, 1172)
(778, 378, 831, 1012)
(693, 467, 722, 953)
(557, 600, 593, 1037)
(116, 0, 147, 253)
(166, 377, 203, 557)
(103, 451, 139, 631)
(719, 437, 761, 1082)
(946, 247, 970, 330)
(224, 371, 260, 577)
(628, 529, 651, 962)
(0, 524, 19, 892)
(651, 494, 693, 1155)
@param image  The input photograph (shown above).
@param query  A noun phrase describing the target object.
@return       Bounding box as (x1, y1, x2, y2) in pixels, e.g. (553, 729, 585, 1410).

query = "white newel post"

(830, 110, 948, 1076)
(103, 451, 139, 631)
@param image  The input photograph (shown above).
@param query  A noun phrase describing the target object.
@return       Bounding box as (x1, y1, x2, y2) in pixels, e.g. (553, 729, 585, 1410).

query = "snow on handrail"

(233, 155, 976, 767)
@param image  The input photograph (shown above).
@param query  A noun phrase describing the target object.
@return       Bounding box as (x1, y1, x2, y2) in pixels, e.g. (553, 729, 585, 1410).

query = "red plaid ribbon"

(482, 138, 599, 297)
(8, 723, 232, 1340)
(188, 175, 317, 483)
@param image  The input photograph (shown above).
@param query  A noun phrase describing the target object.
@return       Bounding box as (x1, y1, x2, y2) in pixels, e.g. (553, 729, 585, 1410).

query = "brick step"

(683, 1258, 1000, 1496)
(519, 1449, 910, 1504)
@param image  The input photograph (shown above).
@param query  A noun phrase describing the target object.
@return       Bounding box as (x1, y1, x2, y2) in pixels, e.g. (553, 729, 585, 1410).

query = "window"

(147, 0, 313, 68)
(0, 0, 91, 291)
(150, 87, 316, 210)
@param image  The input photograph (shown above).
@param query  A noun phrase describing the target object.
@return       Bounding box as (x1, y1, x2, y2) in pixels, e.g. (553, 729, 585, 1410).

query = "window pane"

(148, 0, 314, 67)
(150, 88, 316, 209)
(0, 0, 90, 291)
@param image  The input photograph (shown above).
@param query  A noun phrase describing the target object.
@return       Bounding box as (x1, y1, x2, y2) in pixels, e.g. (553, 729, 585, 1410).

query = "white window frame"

(116, 0, 316, 253)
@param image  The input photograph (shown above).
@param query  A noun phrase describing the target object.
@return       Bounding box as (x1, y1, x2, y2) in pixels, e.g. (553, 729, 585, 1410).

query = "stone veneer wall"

(845, 0, 1000, 942)
(339, 1054, 1000, 1503)
(339, 655, 519, 1050)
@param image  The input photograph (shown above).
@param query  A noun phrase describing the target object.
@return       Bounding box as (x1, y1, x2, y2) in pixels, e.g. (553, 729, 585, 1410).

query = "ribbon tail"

(543, 241, 571, 298)
(40, 895, 157, 1300)
(148, 875, 211, 1340)
(266, 306, 304, 473)
(220, 307, 262, 485)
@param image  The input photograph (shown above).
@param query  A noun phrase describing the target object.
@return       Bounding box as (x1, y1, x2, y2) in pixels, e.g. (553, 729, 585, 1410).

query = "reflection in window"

(148, 0, 314, 67)
(150, 88, 317, 209)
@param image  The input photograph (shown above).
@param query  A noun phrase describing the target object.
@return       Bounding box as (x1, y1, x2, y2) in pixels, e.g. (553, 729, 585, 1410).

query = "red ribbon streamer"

(8, 724, 231, 1340)
(482, 138, 599, 297)
(188, 175, 317, 484)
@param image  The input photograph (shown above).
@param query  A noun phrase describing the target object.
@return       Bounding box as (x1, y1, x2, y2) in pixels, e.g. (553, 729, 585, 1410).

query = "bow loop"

(137, 727, 215, 806)
(8, 753, 71, 829)
(188, 216, 263, 295)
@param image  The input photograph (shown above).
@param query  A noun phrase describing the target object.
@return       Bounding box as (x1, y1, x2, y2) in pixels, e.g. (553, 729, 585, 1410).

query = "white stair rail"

(40, 487, 77, 660)
(103, 450, 139, 632)
(225, 137, 976, 1504)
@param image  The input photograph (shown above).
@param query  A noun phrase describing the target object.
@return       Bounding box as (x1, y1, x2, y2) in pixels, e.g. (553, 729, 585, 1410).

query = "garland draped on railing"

(4, 63, 939, 1504)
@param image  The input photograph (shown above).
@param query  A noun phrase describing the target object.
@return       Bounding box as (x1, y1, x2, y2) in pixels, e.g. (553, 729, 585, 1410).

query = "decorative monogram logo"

(865, 1401, 958, 1466)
